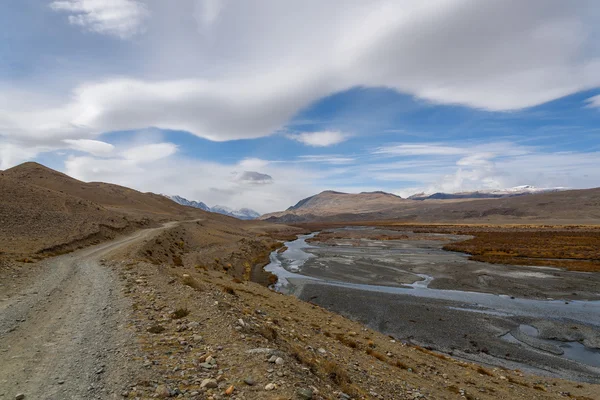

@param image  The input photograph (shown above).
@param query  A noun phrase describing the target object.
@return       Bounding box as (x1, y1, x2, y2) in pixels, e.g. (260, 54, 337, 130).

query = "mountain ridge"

(163, 194, 261, 220)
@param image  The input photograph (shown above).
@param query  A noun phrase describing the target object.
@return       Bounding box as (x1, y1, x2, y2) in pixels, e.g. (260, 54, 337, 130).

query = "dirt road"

(0, 222, 178, 399)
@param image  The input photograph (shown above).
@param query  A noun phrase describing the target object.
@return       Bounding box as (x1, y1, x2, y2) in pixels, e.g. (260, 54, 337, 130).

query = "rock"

(244, 377, 256, 386)
(225, 385, 234, 395)
(297, 388, 314, 399)
(268, 355, 277, 363)
(275, 357, 284, 365)
(317, 348, 327, 355)
(265, 383, 276, 391)
(155, 385, 171, 398)
(237, 318, 245, 327)
(192, 334, 203, 342)
(201, 379, 218, 389)
(15, 395, 25, 400)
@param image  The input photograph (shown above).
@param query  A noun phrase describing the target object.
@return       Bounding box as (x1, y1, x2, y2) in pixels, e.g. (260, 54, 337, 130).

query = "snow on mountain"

(164, 195, 210, 211)
(408, 186, 567, 200)
(163, 195, 261, 220)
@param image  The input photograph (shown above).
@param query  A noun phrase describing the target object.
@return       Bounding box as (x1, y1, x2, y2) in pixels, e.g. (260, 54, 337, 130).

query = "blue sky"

(1, 1, 600, 213)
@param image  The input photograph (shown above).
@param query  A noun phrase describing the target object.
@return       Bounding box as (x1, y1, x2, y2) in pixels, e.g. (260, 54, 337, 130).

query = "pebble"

(275, 357, 284, 365)
(155, 385, 171, 398)
(244, 377, 256, 386)
(201, 379, 218, 389)
(225, 385, 234, 395)
(317, 348, 327, 355)
(15, 395, 25, 400)
(264, 383, 276, 391)
(297, 388, 314, 400)
(268, 355, 277, 363)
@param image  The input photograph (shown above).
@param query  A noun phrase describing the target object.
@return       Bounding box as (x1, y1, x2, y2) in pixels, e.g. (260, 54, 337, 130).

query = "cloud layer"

(3, 0, 600, 147)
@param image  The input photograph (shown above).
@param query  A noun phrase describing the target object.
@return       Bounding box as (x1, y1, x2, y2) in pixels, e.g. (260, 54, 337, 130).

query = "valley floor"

(1, 221, 599, 399)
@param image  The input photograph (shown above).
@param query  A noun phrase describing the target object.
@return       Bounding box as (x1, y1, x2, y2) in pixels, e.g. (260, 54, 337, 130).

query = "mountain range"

(261, 187, 600, 224)
(408, 185, 566, 200)
(163, 194, 261, 220)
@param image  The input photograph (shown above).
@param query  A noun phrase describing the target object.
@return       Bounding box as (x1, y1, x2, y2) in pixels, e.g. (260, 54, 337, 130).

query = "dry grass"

(443, 230, 600, 272)
(335, 333, 359, 349)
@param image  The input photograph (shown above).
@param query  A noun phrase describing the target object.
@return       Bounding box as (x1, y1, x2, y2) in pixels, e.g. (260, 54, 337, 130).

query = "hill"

(261, 187, 600, 224)
(0, 162, 212, 255)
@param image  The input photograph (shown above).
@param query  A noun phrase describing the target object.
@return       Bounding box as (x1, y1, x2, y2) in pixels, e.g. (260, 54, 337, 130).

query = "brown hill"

(0, 162, 211, 255)
(261, 188, 600, 224)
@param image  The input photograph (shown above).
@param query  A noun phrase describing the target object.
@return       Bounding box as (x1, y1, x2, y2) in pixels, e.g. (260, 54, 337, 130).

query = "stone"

(15, 395, 25, 400)
(201, 379, 218, 389)
(297, 388, 314, 399)
(317, 348, 327, 355)
(268, 355, 277, 363)
(275, 357, 284, 365)
(155, 385, 171, 398)
(265, 383, 276, 391)
(244, 377, 256, 386)
(225, 385, 234, 395)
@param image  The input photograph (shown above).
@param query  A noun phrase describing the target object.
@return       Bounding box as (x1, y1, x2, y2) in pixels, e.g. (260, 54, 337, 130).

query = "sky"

(1, 0, 600, 214)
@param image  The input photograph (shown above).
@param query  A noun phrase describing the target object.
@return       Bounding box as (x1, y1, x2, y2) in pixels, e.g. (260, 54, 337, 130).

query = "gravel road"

(0, 223, 177, 399)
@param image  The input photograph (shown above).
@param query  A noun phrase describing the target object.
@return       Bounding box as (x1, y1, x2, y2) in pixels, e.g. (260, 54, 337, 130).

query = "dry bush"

(366, 348, 387, 362)
(335, 333, 358, 349)
(171, 307, 189, 319)
(222, 285, 236, 295)
(394, 359, 409, 370)
(182, 275, 202, 290)
(172, 255, 183, 266)
(476, 366, 494, 376)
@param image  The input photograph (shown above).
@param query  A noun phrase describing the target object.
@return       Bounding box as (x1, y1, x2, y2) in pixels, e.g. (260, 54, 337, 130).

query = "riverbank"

(264, 228, 600, 383)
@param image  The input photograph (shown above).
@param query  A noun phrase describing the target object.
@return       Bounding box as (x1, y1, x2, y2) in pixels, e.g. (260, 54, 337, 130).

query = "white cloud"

(50, 0, 149, 39)
(121, 142, 177, 163)
(375, 144, 467, 156)
(0, 142, 52, 170)
(297, 155, 355, 164)
(288, 131, 348, 147)
(586, 95, 600, 108)
(4, 1, 599, 146)
(63, 142, 320, 213)
(63, 139, 114, 156)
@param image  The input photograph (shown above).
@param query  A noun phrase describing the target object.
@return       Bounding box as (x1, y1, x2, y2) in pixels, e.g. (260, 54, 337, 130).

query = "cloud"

(50, 0, 149, 39)
(375, 144, 467, 156)
(0, 142, 52, 170)
(586, 95, 600, 108)
(63, 139, 114, 156)
(6, 1, 599, 146)
(121, 142, 178, 163)
(297, 155, 355, 164)
(288, 131, 348, 147)
(235, 171, 274, 185)
(62, 142, 320, 213)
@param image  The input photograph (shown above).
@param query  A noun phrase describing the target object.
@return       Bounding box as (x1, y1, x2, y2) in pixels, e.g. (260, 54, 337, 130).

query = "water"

(265, 233, 600, 326)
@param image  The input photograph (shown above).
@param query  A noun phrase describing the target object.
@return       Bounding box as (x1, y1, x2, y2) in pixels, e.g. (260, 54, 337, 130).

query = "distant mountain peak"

(163, 195, 260, 219)
(408, 185, 567, 200)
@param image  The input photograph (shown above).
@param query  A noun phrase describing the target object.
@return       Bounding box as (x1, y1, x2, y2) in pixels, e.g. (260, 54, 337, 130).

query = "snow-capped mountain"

(408, 185, 567, 200)
(165, 195, 210, 211)
(163, 195, 261, 220)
